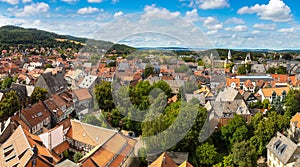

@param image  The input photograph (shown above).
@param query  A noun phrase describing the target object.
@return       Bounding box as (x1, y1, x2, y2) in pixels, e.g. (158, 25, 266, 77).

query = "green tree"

(284, 89, 300, 116)
(31, 87, 48, 104)
(153, 80, 173, 98)
(262, 99, 270, 109)
(250, 111, 289, 155)
(44, 64, 53, 69)
(196, 142, 218, 166)
(73, 152, 83, 163)
(144, 65, 154, 78)
(95, 81, 115, 111)
(266, 67, 276, 74)
(63, 150, 69, 158)
(82, 114, 102, 126)
(0, 90, 20, 118)
(198, 60, 205, 66)
(237, 65, 246, 74)
(277, 66, 286, 74)
(221, 114, 249, 149)
(232, 140, 257, 167)
(138, 147, 147, 164)
(1, 77, 13, 89)
(222, 154, 234, 167)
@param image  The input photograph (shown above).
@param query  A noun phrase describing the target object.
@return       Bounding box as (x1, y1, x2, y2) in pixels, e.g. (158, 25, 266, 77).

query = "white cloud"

(22, 0, 31, 3)
(114, 11, 123, 17)
(77, 7, 99, 15)
(203, 17, 223, 30)
(237, 0, 292, 22)
(88, 0, 103, 3)
(253, 23, 276, 30)
(141, 4, 180, 22)
(277, 27, 295, 33)
(112, 0, 119, 3)
(61, 0, 78, 3)
(207, 30, 218, 35)
(225, 17, 245, 24)
(189, 0, 229, 10)
(15, 2, 50, 17)
(184, 9, 201, 22)
(1, 0, 19, 5)
(225, 25, 248, 32)
(252, 30, 261, 34)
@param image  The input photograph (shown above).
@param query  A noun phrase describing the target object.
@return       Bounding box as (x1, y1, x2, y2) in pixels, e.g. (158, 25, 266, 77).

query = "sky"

(0, 0, 299, 49)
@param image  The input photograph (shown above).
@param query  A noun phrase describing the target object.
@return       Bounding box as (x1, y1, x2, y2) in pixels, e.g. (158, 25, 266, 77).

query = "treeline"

(0, 25, 136, 54)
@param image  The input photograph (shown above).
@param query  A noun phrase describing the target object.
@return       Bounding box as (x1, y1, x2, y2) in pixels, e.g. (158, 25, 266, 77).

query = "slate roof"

(36, 72, 68, 95)
(78, 75, 98, 89)
(215, 87, 244, 101)
(266, 132, 300, 165)
(206, 100, 250, 117)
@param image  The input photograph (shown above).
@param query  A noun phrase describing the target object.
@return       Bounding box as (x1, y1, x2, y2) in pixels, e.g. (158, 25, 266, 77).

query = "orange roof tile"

(291, 113, 300, 128)
(260, 87, 290, 97)
(149, 152, 178, 167)
(73, 88, 92, 101)
(66, 120, 117, 147)
(226, 78, 240, 87)
(179, 161, 194, 167)
(244, 79, 254, 88)
(53, 141, 70, 155)
(21, 101, 51, 127)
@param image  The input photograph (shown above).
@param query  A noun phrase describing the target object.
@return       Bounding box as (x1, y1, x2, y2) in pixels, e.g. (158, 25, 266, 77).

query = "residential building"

(289, 113, 300, 143)
(73, 88, 93, 114)
(78, 132, 137, 167)
(205, 100, 251, 128)
(44, 93, 74, 124)
(251, 64, 266, 74)
(257, 87, 290, 103)
(0, 126, 60, 167)
(148, 152, 193, 167)
(215, 87, 244, 101)
(66, 119, 117, 155)
(243, 79, 255, 92)
(266, 132, 300, 167)
(226, 78, 240, 89)
(35, 71, 68, 96)
(20, 101, 51, 135)
(78, 75, 100, 93)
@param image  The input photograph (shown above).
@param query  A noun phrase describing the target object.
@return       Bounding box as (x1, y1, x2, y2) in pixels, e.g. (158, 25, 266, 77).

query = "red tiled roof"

(244, 79, 254, 88)
(291, 113, 300, 128)
(226, 78, 240, 87)
(53, 141, 70, 155)
(21, 101, 51, 127)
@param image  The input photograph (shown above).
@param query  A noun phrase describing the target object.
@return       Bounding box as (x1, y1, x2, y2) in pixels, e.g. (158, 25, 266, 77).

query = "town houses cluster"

(1, 47, 300, 166)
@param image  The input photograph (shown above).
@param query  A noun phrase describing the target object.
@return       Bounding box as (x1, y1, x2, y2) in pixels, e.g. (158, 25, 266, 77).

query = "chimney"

(31, 144, 38, 167)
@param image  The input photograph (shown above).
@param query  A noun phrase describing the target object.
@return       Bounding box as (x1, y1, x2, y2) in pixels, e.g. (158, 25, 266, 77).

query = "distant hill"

(0, 25, 136, 54)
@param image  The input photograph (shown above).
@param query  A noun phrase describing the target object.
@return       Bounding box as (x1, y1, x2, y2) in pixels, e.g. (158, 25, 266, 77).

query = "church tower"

(228, 50, 232, 60)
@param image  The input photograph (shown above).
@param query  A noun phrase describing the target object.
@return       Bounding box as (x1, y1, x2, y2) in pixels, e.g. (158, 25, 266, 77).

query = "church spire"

(228, 50, 232, 60)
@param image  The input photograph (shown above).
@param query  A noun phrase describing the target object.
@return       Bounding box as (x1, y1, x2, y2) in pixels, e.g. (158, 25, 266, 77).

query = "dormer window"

(282, 90, 286, 100)
(272, 91, 277, 101)
(273, 140, 281, 150)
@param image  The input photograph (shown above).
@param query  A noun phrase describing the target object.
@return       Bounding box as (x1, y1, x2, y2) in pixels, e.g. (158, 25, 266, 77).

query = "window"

(272, 91, 276, 102)
(282, 90, 286, 100)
